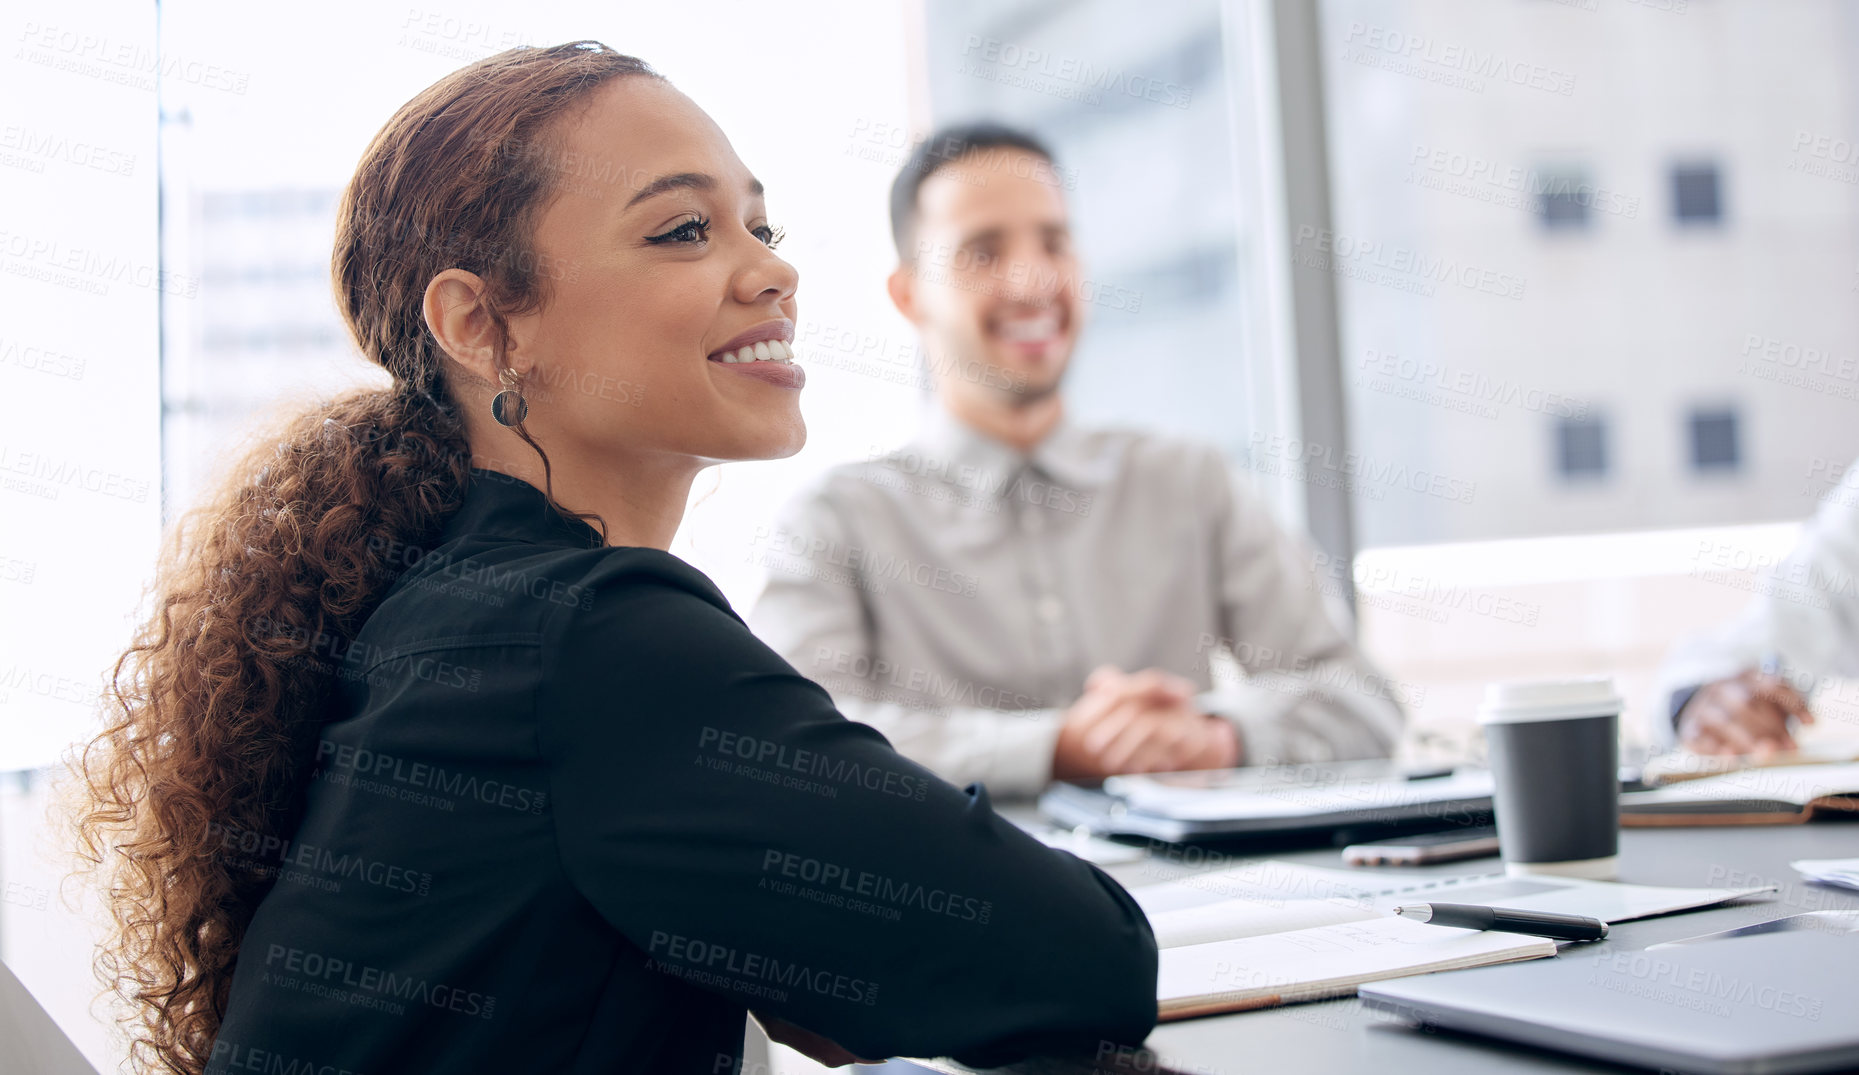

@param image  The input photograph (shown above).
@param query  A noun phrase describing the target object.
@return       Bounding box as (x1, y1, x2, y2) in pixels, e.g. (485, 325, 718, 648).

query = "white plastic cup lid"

(1477, 676, 1622, 724)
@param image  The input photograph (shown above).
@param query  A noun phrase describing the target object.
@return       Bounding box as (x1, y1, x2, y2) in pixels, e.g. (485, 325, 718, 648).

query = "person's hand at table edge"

(1054, 666, 1242, 780)
(1676, 668, 1814, 756)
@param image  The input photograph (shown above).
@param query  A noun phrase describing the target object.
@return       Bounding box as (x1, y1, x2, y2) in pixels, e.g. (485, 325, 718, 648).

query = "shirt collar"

(442, 468, 604, 549)
(1033, 416, 1120, 491)
(912, 405, 1118, 495)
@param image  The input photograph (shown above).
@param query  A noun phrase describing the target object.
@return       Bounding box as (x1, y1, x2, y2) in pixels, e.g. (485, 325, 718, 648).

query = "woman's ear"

(423, 268, 503, 388)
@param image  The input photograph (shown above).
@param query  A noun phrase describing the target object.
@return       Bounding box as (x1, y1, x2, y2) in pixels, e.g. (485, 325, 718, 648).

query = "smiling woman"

(72, 40, 1157, 1075)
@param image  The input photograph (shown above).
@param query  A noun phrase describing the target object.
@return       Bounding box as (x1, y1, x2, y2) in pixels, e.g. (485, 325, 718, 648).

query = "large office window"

(1320, 1, 1850, 544)
(1318, 0, 1859, 756)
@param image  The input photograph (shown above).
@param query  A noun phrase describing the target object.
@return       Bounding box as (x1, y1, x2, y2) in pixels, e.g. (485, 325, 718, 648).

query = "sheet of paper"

(1157, 916, 1554, 1016)
(1133, 861, 1481, 915)
(1367, 876, 1778, 923)
(1793, 857, 1859, 892)
(1641, 744, 1859, 786)
(1108, 770, 1493, 822)
(1268, 863, 1778, 922)
(1147, 897, 1375, 949)
(1133, 860, 1775, 928)
(1622, 761, 1859, 807)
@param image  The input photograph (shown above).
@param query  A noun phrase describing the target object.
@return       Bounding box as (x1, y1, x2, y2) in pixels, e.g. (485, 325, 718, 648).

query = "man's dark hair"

(888, 122, 1057, 262)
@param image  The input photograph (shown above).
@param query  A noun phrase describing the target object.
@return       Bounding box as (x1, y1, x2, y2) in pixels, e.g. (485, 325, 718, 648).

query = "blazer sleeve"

(536, 552, 1157, 1065)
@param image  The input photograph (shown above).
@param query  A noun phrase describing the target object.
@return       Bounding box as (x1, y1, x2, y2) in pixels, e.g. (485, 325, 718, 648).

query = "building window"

(1556, 415, 1609, 480)
(1672, 163, 1722, 224)
(1538, 170, 1592, 230)
(1688, 407, 1741, 472)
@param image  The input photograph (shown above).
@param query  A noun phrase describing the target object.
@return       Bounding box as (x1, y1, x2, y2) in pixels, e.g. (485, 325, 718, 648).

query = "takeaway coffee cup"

(1477, 677, 1621, 880)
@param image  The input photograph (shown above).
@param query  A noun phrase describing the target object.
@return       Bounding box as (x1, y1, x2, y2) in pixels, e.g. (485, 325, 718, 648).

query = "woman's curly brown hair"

(69, 42, 658, 1075)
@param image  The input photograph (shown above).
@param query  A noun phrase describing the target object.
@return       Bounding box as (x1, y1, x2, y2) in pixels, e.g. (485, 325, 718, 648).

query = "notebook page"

(1622, 762, 1859, 807)
(1148, 897, 1376, 949)
(1641, 745, 1859, 786)
(1157, 916, 1555, 1019)
(1111, 771, 1494, 822)
(1135, 861, 1774, 928)
(1366, 876, 1778, 923)
(1131, 860, 1490, 915)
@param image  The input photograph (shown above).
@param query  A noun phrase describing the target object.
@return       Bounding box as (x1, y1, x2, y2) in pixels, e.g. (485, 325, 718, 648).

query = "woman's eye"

(647, 216, 710, 244)
(755, 224, 786, 249)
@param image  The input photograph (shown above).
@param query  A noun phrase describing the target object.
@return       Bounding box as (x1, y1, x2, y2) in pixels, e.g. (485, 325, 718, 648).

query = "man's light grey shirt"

(748, 407, 1406, 797)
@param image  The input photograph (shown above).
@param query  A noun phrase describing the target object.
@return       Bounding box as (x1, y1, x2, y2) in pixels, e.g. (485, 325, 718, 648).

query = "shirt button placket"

(1015, 470, 1077, 702)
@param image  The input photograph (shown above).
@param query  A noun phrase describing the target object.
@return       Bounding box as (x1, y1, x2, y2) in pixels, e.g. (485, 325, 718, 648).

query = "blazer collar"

(442, 468, 604, 548)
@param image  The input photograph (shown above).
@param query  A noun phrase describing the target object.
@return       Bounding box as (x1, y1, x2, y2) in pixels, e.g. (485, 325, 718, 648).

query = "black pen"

(1393, 902, 1609, 942)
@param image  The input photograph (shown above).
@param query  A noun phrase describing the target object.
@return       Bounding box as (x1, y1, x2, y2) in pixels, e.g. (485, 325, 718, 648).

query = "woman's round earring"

(490, 368, 527, 427)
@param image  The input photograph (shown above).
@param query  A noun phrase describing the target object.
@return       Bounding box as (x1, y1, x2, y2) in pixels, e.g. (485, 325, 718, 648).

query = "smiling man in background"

(748, 124, 1404, 797)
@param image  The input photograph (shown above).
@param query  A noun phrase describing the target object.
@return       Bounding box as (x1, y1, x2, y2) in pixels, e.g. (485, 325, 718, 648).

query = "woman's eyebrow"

(625, 171, 765, 209)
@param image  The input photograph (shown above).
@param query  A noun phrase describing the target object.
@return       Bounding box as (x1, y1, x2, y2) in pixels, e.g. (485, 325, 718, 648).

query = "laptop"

(1359, 913, 1859, 1075)
(1038, 761, 1496, 843)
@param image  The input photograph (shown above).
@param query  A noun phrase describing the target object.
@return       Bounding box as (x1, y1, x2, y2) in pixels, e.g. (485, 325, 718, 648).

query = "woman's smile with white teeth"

(713, 340, 796, 364)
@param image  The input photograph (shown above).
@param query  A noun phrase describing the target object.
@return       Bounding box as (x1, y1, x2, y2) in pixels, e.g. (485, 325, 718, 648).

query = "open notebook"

(1639, 744, 1859, 786)
(1135, 861, 1775, 1020)
(1621, 761, 1859, 824)
(1153, 915, 1553, 1020)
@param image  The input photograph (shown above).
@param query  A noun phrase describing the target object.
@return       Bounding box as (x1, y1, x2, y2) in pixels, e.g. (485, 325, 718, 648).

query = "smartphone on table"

(1341, 826, 1500, 866)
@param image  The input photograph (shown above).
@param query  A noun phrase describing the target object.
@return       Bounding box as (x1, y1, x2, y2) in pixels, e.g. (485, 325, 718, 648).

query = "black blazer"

(208, 468, 1157, 1074)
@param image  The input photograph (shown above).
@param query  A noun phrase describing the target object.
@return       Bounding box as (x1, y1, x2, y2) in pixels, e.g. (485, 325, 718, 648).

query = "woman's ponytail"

(74, 385, 470, 1073)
